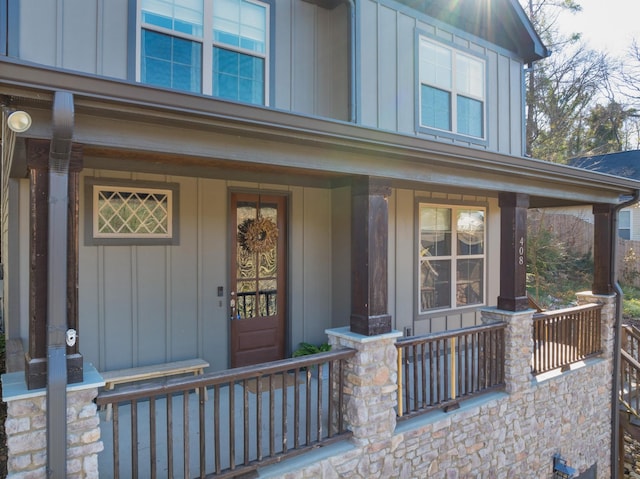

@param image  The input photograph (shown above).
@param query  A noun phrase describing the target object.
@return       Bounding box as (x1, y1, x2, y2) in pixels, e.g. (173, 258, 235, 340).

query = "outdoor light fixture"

(6, 110, 32, 133)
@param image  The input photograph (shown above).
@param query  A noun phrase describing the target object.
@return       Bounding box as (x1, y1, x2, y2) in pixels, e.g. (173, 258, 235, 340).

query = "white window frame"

(619, 209, 632, 240)
(85, 178, 180, 246)
(418, 36, 486, 140)
(418, 203, 486, 314)
(136, 0, 270, 105)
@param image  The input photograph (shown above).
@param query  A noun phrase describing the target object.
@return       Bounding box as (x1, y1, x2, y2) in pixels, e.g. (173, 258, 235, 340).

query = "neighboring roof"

(569, 151, 640, 180)
(396, 0, 549, 63)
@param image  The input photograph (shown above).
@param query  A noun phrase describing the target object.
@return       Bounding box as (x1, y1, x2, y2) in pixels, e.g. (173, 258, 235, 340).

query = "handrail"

(96, 349, 355, 405)
(532, 302, 602, 319)
(532, 302, 603, 375)
(395, 322, 507, 420)
(97, 348, 356, 478)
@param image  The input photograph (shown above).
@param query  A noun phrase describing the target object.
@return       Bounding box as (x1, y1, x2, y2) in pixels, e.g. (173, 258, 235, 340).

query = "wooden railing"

(96, 349, 355, 479)
(621, 325, 640, 417)
(532, 303, 603, 375)
(395, 322, 507, 419)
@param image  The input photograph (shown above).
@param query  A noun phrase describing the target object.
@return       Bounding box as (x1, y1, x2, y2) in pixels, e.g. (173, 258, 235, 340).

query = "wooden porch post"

(350, 176, 392, 336)
(592, 203, 615, 295)
(497, 192, 529, 312)
(24, 139, 83, 390)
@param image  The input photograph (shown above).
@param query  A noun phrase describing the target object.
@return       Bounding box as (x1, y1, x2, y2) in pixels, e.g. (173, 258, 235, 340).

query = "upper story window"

(418, 204, 485, 313)
(139, 0, 269, 105)
(418, 37, 485, 139)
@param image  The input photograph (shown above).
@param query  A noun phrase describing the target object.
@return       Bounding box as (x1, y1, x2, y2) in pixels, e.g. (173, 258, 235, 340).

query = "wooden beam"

(592, 203, 615, 295)
(497, 192, 529, 312)
(24, 139, 83, 389)
(350, 177, 392, 336)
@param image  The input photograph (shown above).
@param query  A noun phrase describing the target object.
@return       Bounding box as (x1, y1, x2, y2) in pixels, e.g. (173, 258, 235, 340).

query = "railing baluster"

(257, 376, 263, 461)
(183, 391, 189, 479)
(243, 379, 249, 466)
(199, 386, 206, 478)
(150, 397, 156, 479)
(305, 368, 312, 446)
(113, 404, 120, 479)
(282, 370, 288, 452)
(317, 364, 323, 443)
(327, 361, 334, 438)
(420, 343, 427, 409)
(131, 399, 138, 479)
(214, 385, 221, 475)
(229, 380, 235, 470)
(294, 367, 300, 450)
(96, 349, 356, 478)
(269, 374, 275, 457)
(167, 394, 173, 479)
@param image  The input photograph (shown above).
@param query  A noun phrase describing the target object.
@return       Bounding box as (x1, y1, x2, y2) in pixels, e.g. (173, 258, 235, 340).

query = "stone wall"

(2, 367, 104, 478)
(262, 293, 616, 479)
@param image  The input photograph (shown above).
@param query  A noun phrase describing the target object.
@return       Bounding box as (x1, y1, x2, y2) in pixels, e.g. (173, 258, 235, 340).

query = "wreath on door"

(238, 216, 279, 254)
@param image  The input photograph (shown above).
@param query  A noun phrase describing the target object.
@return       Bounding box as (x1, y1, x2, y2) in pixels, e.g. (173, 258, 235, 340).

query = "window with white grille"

(86, 179, 179, 245)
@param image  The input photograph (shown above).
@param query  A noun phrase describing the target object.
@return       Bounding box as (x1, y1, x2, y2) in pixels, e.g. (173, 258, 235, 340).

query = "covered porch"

(2, 60, 639, 477)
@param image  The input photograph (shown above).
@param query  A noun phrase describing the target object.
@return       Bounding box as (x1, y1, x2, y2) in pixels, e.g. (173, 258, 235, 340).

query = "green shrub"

(292, 342, 331, 357)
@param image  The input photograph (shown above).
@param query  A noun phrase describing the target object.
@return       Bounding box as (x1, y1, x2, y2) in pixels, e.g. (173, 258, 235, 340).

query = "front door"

(230, 192, 287, 368)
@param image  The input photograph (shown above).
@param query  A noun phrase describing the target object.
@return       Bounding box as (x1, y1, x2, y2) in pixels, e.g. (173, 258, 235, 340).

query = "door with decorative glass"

(230, 192, 286, 367)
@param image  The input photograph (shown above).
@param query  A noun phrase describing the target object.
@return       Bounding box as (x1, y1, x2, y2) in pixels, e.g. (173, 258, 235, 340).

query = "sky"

(557, 0, 640, 57)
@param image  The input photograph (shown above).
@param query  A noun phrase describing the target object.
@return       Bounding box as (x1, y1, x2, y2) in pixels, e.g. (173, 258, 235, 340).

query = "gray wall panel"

(392, 189, 414, 335)
(378, 4, 398, 131)
(359, 0, 379, 127)
(169, 177, 199, 359)
(397, 12, 415, 134)
(302, 188, 332, 344)
(135, 247, 168, 364)
(497, 54, 511, 153)
(292, 2, 316, 114)
(274, 0, 293, 111)
(102, 247, 134, 370)
(198, 179, 228, 371)
(18, 1, 57, 65)
(61, 0, 97, 72)
(100, 0, 129, 78)
(330, 186, 350, 329)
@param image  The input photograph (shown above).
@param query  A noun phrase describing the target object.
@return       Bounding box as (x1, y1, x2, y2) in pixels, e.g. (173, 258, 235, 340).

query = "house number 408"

(518, 237, 525, 265)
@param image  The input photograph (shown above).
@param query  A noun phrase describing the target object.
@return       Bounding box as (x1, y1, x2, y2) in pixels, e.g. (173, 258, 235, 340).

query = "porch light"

(6, 110, 32, 133)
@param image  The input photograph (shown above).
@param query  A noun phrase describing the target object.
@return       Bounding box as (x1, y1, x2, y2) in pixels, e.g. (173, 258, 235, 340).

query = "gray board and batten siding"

(13, 0, 524, 156)
(358, 0, 525, 156)
(12, 0, 350, 122)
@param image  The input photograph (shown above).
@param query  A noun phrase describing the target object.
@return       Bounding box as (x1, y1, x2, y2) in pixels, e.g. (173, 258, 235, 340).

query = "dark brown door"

(230, 192, 287, 368)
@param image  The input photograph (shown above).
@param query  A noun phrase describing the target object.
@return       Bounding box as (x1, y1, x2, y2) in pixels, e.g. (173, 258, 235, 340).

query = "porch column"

(350, 177, 392, 336)
(24, 139, 83, 390)
(592, 203, 615, 295)
(497, 192, 529, 312)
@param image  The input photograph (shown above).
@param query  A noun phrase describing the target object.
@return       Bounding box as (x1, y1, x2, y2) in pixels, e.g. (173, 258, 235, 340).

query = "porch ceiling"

(2, 57, 639, 208)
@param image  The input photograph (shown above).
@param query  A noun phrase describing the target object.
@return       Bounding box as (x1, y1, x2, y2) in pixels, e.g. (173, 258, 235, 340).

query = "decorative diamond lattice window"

(94, 185, 173, 239)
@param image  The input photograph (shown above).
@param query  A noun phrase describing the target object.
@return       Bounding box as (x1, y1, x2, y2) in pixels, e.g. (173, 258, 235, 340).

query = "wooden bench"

(101, 358, 209, 420)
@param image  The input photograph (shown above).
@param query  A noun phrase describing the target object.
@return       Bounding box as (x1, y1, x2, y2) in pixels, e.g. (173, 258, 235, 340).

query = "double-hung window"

(418, 204, 485, 313)
(419, 36, 485, 139)
(139, 0, 269, 105)
(619, 209, 631, 239)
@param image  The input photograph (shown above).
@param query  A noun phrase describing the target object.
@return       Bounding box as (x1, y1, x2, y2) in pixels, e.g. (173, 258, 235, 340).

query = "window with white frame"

(418, 36, 485, 139)
(619, 209, 631, 240)
(139, 0, 269, 105)
(85, 179, 180, 245)
(418, 204, 485, 313)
